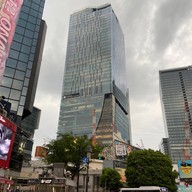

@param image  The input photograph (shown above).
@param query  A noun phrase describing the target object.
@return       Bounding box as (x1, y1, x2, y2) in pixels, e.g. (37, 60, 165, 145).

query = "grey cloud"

(126, 61, 160, 102)
(154, 0, 192, 53)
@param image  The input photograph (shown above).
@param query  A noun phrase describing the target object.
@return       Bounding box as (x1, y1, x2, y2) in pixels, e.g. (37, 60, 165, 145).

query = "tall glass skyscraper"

(58, 4, 131, 146)
(159, 66, 192, 163)
(0, 0, 46, 167)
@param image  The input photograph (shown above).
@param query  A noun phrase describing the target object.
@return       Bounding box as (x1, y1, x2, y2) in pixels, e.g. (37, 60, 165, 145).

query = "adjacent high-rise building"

(0, 0, 46, 168)
(159, 138, 170, 156)
(159, 66, 192, 163)
(58, 4, 131, 147)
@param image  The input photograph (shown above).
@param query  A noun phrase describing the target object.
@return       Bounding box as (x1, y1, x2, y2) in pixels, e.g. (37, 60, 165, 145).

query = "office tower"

(58, 4, 131, 147)
(0, 0, 46, 168)
(159, 66, 192, 163)
(159, 138, 170, 156)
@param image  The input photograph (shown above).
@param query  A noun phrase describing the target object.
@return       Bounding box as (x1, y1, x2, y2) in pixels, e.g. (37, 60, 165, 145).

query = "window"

(17, 62, 27, 71)
(26, 23, 35, 31)
(17, 19, 27, 28)
(28, 15, 37, 24)
(19, 53, 29, 62)
(12, 80, 23, 90)
(19, 12, 28, 20)
(22, 87, 28, 96)
(0, 87, 10, 97)
(22, 5, 30, 14)
(6, 58, 17, 68)
(10, 100, 19, 111)
(4, 67, 15, 77)
(23, 37, 32, 46)
(31, 3, 39, 11)
(15, 70, 25, 80)
(17, 106, 24, 116)
(10, 90, 21, 100)
(9, 50, 19, 59)
(16, 26, 25, 34)
(11, 41, 22, 51)
(9, 49, 19, 59)
(24, 78, 29, 86)
(25, 29, 33, 37)
(2, 77, 12, 87)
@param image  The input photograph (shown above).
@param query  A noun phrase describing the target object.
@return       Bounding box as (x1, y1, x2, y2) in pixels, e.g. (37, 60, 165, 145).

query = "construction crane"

(140, 139, 145, 149)
(92, 109, 97, 145)
(183, 101, 191, 160)
(136, 139, 144, 149)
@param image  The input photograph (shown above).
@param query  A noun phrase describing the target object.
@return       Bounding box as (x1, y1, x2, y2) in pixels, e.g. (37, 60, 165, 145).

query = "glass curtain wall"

(58, 4, 131, 146)
(159, 66, 192, 163)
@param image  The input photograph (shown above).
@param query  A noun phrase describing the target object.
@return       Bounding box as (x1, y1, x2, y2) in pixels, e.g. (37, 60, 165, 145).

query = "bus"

(120, 186, 168, 192)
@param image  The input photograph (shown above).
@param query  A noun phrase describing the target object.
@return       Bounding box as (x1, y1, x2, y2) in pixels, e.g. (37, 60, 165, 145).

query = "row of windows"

(0, 86, 26, 109)
(2, 77, 29, 90)
(64, 82, 111, 97)
(71, 12, 111, 26)
(14, 32, 37, 47)
(23, 0, 45, 13)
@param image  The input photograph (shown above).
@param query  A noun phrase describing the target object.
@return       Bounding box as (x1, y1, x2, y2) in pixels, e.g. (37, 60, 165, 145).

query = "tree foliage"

(44, 133, 103, 178)
(125, 149, 178, 192)
(100, 168, 123, 192)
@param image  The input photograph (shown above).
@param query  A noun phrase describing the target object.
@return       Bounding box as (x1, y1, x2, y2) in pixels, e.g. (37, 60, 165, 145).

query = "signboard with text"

(178, 160, 192, 179)
(0, 0, 23, 83)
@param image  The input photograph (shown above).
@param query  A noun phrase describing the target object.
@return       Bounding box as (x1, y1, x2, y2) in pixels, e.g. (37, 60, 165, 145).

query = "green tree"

(44, 133, 103, 178)
(100, 168, 123, 192)
(125, 149, 178, 192)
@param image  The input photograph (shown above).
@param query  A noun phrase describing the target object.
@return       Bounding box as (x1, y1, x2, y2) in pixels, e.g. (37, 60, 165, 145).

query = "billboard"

(35, 146, 48, 158)
(178, 160, 192, 179)
(0, 0, 23, 83)
(116, 168, 126, 182)
(0, 114, 16, 168)
(115, 143, 127, 156)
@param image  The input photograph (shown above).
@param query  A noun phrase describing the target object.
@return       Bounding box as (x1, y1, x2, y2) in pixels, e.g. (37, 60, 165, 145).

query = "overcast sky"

(32, 0, 192, 156)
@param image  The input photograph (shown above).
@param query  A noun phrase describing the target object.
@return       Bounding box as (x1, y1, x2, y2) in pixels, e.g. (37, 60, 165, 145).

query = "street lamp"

(76, 146, 81, 192)
(85, 145, 92, 192)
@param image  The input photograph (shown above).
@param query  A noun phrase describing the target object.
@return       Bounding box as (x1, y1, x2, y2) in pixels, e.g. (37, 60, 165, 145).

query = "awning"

(0, 177, 14, 185)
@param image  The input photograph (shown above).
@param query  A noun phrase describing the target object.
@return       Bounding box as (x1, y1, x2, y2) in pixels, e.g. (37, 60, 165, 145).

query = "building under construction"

(159, 66, 192, 163)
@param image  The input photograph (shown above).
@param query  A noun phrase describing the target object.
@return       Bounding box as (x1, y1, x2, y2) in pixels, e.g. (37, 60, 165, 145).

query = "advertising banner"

(0, 0, 23, 84)
(35, 146, 48, 158)
(178, 160, 192, 179)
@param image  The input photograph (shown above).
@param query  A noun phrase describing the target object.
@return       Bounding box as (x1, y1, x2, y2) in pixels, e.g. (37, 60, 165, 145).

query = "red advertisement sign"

(0, 0, 23, 83)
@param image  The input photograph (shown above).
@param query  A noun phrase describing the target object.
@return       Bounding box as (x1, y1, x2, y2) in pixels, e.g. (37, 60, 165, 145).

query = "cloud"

(153, 0, 192, 54)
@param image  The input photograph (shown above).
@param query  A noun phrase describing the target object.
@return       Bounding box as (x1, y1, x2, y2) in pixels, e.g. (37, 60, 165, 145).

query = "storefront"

(0, 177, 14, 192)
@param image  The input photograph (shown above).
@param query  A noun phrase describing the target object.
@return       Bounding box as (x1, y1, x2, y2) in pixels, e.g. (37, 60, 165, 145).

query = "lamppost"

(85, 145, 92, 192)
(76, 146, 81, 192)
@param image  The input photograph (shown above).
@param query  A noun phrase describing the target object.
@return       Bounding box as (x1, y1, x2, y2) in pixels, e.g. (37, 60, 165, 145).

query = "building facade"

(159, 66, 192, 163)
(58, 4, 131, 147)
(159, 138, 170, 156)
(0, 0, 46, 167)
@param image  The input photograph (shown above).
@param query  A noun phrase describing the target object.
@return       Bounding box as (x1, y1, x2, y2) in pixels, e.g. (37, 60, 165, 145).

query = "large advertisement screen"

(178, 160, 192, 179)
(0, 114, 16, 168)
(0, 0, 23, 83)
